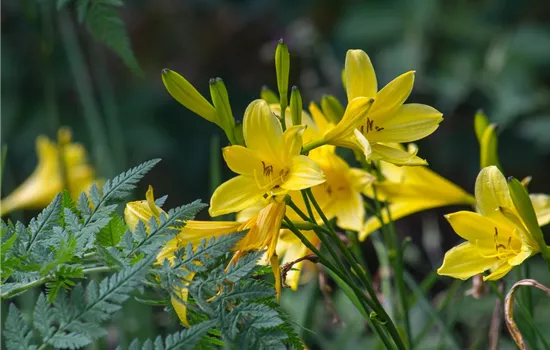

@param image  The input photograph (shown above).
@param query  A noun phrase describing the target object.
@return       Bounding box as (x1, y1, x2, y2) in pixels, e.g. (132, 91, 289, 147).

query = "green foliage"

(1, 159, 299, 349)
(57, 0, 141, 74)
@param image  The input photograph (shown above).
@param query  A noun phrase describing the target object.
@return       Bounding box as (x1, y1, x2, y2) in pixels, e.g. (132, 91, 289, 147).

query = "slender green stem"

(280, 105, 287, 132)
(58, 10, 115, 177)
(304, 188, 406, 350)
(284, 217, 396, 349)
(301, 190, 316, 222)
(0, 146, 7, 197)
(1, 266, 115, 300)
(287, 199, 313, 223)
(385, 200, 412, 349)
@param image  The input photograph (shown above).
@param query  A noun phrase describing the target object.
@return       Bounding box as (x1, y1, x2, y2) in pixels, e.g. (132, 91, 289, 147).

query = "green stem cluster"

(284, 189, 407, 350)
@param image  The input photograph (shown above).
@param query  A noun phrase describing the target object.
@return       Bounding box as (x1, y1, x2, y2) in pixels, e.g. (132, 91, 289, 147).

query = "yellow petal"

(270, 104, 320, 142)
(222, 145, 262, 176)
(332, 191, 365, 232)
(171, 288, 190, 327)
(365, 104, 443, 143)
(360, 198, 454, 240)
(179, 220, 242, 246)
(348, 168, 376, 192)
(507, 244, 533, 267)
(145, 186, 160, 217)
(324, 97, 374, 142)
(530, 194, 550, 227)
(210, 175, 266, 216)
(368, 71, 415, 125)
(345, 49, 377, 101)
(370, 143, 427, 166)
(283, 125, 306, 161)
(282, 155, 325, 191)
(438, 242, 499, 280)
(330, 129, 372, 160)
(308, 102, 334, 137)
(243, 99, 283, 164)
(270, 254, 282, 301)
(445, 211, 517, 249)
(162, 69, 217, 124)
(483, 261, 513, 281)
(475, 166, 513, 220)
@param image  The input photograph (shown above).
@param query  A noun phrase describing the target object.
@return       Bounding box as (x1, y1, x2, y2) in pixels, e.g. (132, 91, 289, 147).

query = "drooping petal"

(365, 104, 443, 143)
(370, 143, 427, 166)
(329, 130, 371, 160)
(530, 193, 550, 227)
(475, 166, 513, 219)
(345, 49, 377, 101)
(243, 99, 284, 163)
(360, 198, 455, 241)
(437, 242, 499, 280)
(282, 155, 326, 191)
(222, 145, 262, 176)
(171, 286, 191, 327)
(367, 71, 415, 125)
(210, 175, 266, 216)
(324, 97, 374, 142)
(178, 220, 242, 245)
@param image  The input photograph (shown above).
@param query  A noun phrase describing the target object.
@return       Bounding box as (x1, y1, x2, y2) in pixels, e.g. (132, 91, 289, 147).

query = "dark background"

(3, 0, 550, 348)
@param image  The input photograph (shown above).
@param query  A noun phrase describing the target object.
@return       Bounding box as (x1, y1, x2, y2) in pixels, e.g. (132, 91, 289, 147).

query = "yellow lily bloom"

(1, 128, 97, 216)
(360, 155, 476, 241)
(309, 146, 375, 232)
(124, 186, 193, 327)
(210, 99, 325, 217)
(438, 166, 540, 281)
(336, 49, 443, 165)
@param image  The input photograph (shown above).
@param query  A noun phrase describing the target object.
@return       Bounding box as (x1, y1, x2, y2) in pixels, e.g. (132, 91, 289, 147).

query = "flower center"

(475, 227, 519, 260)
(254, 161, 290, 192)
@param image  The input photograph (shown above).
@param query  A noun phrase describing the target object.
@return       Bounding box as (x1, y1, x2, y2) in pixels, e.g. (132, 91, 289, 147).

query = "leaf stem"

(1, 266, 114, 300)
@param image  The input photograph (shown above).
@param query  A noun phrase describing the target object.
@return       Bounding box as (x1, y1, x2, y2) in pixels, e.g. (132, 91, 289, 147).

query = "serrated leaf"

(85, 1, 141, 74)
(4, 304, 36, 350)
(97, 214, 127, 247)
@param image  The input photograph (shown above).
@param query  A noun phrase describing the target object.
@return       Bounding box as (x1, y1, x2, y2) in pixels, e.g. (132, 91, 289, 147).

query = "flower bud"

(321, 95, 344, 124)
(289, 86, 302, 126)
(209, 77, 236, 144)
(261, 85, 279, 104)
(275, 39, 290, 110)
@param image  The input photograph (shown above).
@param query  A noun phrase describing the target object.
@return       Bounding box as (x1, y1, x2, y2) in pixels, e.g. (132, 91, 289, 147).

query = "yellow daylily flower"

(437, 166, 540, 281)
(210, 99, 325, 217)
(124, 186, 193, 327)
(360, 154, 475, 241)
(1, 128, 97, 216)
(338, 49, 443, 165)
(309, 147, 375, 232)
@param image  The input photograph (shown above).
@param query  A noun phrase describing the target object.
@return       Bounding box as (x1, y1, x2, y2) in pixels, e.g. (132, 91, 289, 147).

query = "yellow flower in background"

(342, 49, 443, 165)
(309, 146, 375, 232)
(437, 166, 541, 281)
(210, 99, 325, 217)
(276, 228, 320, 290)
(360, 148, 475, 240)
(530, 194, 550, 226)
(124, 186, 193, 327)
(1, 128, 97, 216)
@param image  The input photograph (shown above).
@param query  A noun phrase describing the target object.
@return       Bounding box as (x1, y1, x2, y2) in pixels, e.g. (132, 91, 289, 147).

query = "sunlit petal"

(222, 145, 262, 176)
(345, 49, 377, 101)
(475, 166, 513, 219)
(210, 175, 265, 216)
(366, 104, 443, 143)
(282, 156, 326, 191)
(445, 211, 517, 248)
(370, 143, 427, 166)
(368, 71, 415, 125)
(243, 99, 284, 163)
(530, 193, 550, 227)
(324, 97, 373, 142)
(438, 242, 499, 280)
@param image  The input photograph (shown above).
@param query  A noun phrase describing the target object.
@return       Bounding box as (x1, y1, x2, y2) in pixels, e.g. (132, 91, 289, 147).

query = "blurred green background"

(2, 0, 550, 348)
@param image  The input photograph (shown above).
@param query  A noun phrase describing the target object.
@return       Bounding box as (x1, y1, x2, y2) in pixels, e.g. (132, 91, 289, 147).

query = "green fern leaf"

(97, 214, 127, 247)
(4, 304, 37, 350)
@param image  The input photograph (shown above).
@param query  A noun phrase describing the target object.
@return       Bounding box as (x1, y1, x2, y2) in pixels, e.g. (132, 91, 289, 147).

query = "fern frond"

(24, 193, 62, 253)
(4, 304, 37, 350)
(124, 320, 216, 350)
